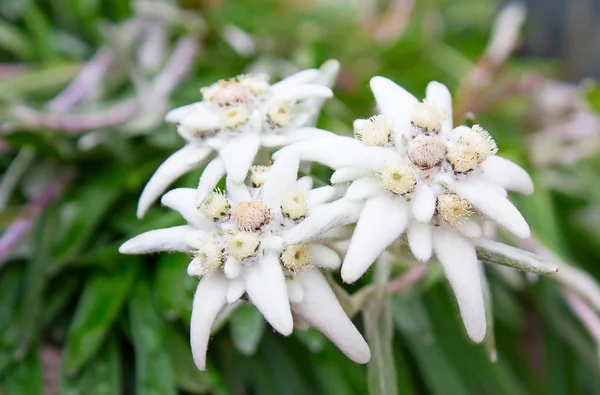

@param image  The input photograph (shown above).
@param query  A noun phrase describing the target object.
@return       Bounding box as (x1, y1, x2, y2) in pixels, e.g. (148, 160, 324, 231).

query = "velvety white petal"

(244, 253, 293, 335)
(481, 156, 534, 195)
(224, 257, 242, 279)
(179, 104, 222, 131)
(341, 195, 408, 283)
(345, 177, 383, 202)
(279, 127, 337, 144)
(261, 151, 300, 209)
(307, 186, 336, 209)
(274, 84, 333, 102)
(194, 157, 225, 206)
(425, 81, 453, 133)
(165, 102, 206, 123)
(292, 269, 371, 364)
(283, 198, 362, 244)
(226, 177, 251, 203)
(411, 183, 436, 223)
(296, 176, 313, 192)
(307, 244, 341, 270)
(184, 230, 213, 250)
(161, 188, 211, 229)
(457, 220, 482, 239)
(219, 133, 261, 183)
(190, 272, 229, 370)
(137, 145, 211, 218)
(433, 228, 486, 343)
(259, 235, 284, 253)
(370, 76, 418, 117)
(226, 279, 246, 304)
(407, 222, 433, 262)
(286, 279, 304, 304)
(448, 180, 530, 238)
(273, 137, 367, 170)
(271, 69, 319, 93)
(119, 225, 193, 254)
(330, 167, 372, 184)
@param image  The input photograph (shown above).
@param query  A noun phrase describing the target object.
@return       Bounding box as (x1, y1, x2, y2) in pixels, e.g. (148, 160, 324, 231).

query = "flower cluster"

(277, 76, 534, 342)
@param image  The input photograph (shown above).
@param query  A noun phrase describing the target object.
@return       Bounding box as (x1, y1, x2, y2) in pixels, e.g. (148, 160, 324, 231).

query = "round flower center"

(188, 242, 223, 277)
(436, 193, 472, 226)
(281, 188, 308, 220)
(407, 135, 446, 169)
(354, 115, 391, 147)
(228, 232, 260, 260)
(210, 80, 248, 106)
(221, 105, 249, 129)
(250, 165, 271, 187)
(267, 101, 294, 127)
(199, 191, 230, 219)
(411, 100, 448, 132)
(232, 200, 271, 232)
(281, 244, 310, 271)
(447, 125, 498, 173)
(379, 164, 416, 195)
(239, 74, 270, 95)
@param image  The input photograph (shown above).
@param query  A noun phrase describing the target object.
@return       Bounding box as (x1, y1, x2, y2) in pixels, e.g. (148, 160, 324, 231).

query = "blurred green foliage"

(1, 0, 600, 394)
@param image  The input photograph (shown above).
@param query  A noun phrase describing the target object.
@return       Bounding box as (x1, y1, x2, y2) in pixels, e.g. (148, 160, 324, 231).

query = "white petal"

(425, 81, 453, 133)
(296, 176, 313, 192)
(137, 145, 212, 218)
(457, 220, 482, 239)
(433, 228, 486, 343)
(161, 188, 211, 229)
(410, 183, 436, 223)
(278, 127, 337, 144)
(184, 230, 213, 249)
(331, 167, 372, 184)
(369, 76, 417, 141)
(119, 225, 193, 254)
(307, 186, 336, 209)
(283, 198, 362, 244)
(219, 133, 261, 182)
(261, 151, 300, 209)
(286, 279, 304, 303)
(341, 195, 408, 283)
(345, 177, 382, 202)
(165, 102, 201, 123)
(179, 104, 222, 131)
(259, 235, 285, 253)
(292, 269, 371, 364)
(226, 177, 251, 203)
(244, 253, 293, 335)
(481, 156, 534, 195)
(407, 222, 433, 262)
(226, 279, 246, 304)
(307, 244, 341, 270)
(195, 157, 225, 206)
(190, 273, 229, 370)
(273, 84, 333, 102)
(224, 257, 243, 279)
(271, 69, 319, 93)
(448, 180, 530, 238)
(273, 137, 367, 170)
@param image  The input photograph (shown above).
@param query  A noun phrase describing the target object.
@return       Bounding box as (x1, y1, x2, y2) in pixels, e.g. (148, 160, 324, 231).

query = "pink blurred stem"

(562, 288, 600, 342)
(0, 171, 72, 266)
(151, 37, 199, 98)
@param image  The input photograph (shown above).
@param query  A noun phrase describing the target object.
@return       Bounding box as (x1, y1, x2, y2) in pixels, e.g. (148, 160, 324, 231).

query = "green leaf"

(154, 253, 195, 321)
(583, 81, 600, 114)
(129, 279, 177, 395)
(1, 343, 42, 395)
(60, 335, 121, 395)
(0, 20, 34, 59)
(293, 328, 327, 353)
(229, 303, 265, 356)
(62, 261, 139, 375)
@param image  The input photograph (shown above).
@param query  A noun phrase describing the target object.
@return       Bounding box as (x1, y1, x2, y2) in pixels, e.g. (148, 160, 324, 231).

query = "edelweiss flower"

(120, 153, 370, 370)
(136, 60, 340, 218)
(280, 76, 534, 342)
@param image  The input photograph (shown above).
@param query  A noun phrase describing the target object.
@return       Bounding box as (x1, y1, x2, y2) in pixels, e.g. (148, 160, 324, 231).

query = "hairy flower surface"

(279, 76, 534, 343)
(120, 153, 370, 370)
(136, 60, 341, 219)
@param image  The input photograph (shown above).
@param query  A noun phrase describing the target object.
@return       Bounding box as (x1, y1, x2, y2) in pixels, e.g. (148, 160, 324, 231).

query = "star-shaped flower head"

(120, 152, 370, 370)
(136, 60, 340, 218)
(280, 76, 534, 343)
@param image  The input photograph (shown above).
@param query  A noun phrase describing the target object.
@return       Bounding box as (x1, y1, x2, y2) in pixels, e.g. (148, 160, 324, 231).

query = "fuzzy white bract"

(279, 76, 535, 343)
(120, 153, 370, 370)
(135, 60, 341, 219)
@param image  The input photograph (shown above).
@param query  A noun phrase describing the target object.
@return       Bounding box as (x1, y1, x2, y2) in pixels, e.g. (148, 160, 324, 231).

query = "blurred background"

(1, 0, 600, 394)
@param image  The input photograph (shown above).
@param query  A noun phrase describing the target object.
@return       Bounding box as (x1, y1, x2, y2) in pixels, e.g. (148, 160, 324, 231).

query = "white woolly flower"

(119, 153, 370, 370)
(279, 76, 535, 344)
(135, 60, 341, 219)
